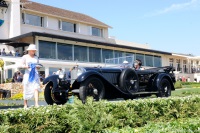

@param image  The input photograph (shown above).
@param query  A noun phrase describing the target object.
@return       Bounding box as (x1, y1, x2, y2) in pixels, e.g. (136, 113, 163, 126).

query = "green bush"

(0, 96, 200, 132)
(10, 93, 23, 100)
(181, 82, 200, 88)
(181, 82, 200, 85)
(174, 81, 183, 89)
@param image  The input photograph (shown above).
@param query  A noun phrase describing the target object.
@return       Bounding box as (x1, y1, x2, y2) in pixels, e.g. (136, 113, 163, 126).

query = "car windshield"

(104, 56, 134, 68)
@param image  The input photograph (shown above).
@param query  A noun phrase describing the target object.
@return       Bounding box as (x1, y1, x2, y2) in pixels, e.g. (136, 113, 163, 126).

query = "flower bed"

(0, 95, 200, 132)
(0, 83, 45, 98)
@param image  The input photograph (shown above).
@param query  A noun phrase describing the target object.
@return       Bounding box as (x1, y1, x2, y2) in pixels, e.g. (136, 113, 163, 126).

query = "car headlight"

(77, 67, 86, 76)
(59, 73, 64, 79)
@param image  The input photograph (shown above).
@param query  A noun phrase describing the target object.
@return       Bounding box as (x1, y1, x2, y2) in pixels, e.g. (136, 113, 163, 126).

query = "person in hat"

(121, 60, 131, 68)
(20, 44, 41, 108)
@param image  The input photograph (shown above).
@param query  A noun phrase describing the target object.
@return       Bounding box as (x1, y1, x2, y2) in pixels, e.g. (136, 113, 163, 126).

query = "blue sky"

(31, 0, 200, 55)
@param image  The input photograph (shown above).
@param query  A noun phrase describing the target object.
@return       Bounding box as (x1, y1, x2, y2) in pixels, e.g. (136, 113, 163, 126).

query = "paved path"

(0, 100, 47, 105)
(0, 100, 47, 110)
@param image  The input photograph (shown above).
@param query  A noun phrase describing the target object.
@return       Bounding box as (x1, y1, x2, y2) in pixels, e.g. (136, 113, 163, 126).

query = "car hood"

(84, 67, 123, 73)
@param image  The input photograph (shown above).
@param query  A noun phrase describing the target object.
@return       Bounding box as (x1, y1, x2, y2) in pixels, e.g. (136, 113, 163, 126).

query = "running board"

(131, 91, 158, 95)
(71, 89, 158, 95)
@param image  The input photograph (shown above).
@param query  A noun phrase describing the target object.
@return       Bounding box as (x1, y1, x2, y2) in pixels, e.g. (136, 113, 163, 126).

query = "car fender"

(43, 75, 59, 92)
(74, 70, 130, 96)
(76, 70, 106, 83)
(153, 73, 175, 90)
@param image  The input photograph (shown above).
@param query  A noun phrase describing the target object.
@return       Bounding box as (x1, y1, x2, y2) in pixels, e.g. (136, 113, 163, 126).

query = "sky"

(31, 0, 200, 55)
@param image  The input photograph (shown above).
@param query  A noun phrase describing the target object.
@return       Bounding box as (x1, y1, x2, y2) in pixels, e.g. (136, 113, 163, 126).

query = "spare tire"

(119, 68, 139, 94)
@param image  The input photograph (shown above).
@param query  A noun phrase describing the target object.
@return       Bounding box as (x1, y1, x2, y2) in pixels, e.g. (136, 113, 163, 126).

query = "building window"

(145, 55, 153, 67)
(89, 47, 101, 63)
(57, 43, 73, 60)
(114, 51, 124, 58)
(59, 20, 76, 32)
(23, 13, 44, 27)
(125, 53, 134, 64)
(136, 53, 145, 66)
(176, 59, 181, 71)
(102, 49, 113, 63)
(7, 69, 12, 79)
(39, 41, 56, 59)
(74, 45, 88, 62)
(114, 51, 125, 64)
(183, 60, 187, 73)
(92, 27, 102, 37)
(154, 56, 162, 67)
(169, 58, 174, 67)
(49, 67, 60, 75)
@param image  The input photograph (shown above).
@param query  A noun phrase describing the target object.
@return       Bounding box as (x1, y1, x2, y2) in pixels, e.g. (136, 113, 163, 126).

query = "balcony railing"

(0, 52, 23, 57)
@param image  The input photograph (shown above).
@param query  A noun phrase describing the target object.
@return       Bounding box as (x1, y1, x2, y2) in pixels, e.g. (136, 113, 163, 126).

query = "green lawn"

(172, 87, 200, 97)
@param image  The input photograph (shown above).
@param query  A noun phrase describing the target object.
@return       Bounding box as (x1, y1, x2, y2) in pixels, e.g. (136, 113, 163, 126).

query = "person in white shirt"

(20, 44, 41, 108)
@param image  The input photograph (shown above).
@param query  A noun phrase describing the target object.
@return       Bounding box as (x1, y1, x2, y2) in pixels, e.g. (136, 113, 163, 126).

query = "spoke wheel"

(52, 91, 67, 105)
(44, 82, 67, 105)
(79, 77, 105, 104)
(157, 78, 171, 97)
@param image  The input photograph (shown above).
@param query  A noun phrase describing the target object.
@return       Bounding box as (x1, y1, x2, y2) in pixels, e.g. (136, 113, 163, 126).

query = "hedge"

(0, 95, 200, 133)
(174, 81, 182, 89)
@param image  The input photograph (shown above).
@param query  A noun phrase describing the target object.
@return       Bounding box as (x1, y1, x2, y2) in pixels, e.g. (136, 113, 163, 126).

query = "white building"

(0, 0, 200, 82)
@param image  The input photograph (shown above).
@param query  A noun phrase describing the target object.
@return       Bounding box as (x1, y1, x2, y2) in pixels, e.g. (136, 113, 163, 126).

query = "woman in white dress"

(21, 44, 41, 108)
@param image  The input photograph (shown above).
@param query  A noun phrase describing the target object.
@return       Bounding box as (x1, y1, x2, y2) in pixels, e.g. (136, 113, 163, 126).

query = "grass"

(172, 87, 200, 97)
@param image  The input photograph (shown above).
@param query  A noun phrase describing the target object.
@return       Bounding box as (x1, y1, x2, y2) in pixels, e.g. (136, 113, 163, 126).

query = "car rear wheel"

(157, 78, 171, 97)
(44, 82, 67, 105)
(79, 77, 105, 104)
(119, 68, 139, 94)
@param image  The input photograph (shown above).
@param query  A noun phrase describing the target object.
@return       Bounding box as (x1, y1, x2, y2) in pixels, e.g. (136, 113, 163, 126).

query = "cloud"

(146, 0, 200, 17)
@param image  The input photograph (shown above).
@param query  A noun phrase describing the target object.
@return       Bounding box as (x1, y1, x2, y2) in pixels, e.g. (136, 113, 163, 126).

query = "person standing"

(20, 44, 41, 108)
(56, 68, 64, 75)
(2, 48, 6, 56)
(15, 50, 20, 57)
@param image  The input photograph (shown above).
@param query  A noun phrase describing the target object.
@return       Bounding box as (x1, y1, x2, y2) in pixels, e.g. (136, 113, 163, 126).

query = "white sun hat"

(27, 44, 37, 51)
(123, 60, 129, 64)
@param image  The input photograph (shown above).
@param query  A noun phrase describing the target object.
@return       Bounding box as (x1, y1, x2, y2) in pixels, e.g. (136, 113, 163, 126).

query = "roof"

(10, 32, 172, 55)
(20, 0, 110, 28)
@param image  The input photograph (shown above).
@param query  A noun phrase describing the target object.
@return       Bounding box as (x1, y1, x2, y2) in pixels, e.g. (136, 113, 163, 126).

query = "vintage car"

(43, 65, 176, 104)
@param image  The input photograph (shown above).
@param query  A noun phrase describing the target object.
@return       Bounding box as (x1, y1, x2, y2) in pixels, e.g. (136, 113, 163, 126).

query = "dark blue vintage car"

(43, 66, 176, 104)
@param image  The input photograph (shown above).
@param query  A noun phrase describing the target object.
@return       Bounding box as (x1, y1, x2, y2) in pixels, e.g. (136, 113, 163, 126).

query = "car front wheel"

(79, 77, 105, 104)
(44, 82, 67, 105)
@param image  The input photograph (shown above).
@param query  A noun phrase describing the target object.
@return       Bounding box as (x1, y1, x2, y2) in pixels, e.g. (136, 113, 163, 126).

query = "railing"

(0, 52, 23, 57)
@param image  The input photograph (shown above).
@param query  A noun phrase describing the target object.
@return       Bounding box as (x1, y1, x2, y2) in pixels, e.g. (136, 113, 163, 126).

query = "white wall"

(9, 0, 21, 38)
(0, 8, 9, 39)
(162, 55, 170, 66)
(103, 28, 108, 38)
(79, 23, 89, 35)
(47, 17, 58, 30)
(21, 24, 111, 43)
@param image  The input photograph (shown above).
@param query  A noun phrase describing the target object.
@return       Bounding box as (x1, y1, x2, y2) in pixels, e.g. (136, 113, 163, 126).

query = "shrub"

(181, 82, 200, 85)
(10, 93, 23, 100)
(137, 117, 200, 132)
(181, 82, 200, 88)
(0, 96, 200, 132)
(174, 81, 182, 89)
